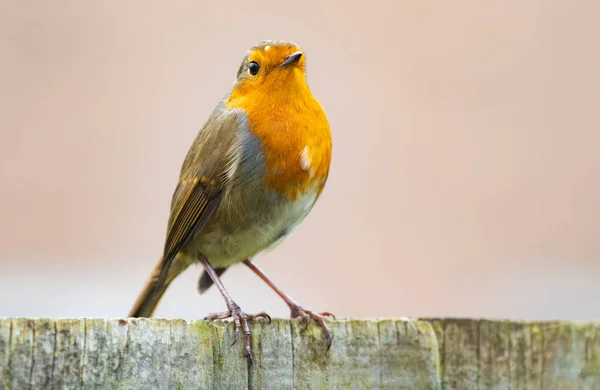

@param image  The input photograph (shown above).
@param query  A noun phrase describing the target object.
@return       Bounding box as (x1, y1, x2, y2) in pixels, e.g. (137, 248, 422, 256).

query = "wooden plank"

(428, 318, 600, 390)
(1, 318, 600, 389)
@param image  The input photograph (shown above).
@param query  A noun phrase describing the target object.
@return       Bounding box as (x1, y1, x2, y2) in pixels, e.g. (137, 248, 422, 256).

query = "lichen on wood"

(1, 318, 599, 389)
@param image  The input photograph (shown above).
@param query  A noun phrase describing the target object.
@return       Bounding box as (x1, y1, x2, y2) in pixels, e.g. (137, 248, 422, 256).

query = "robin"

(128, 40, 334, 365)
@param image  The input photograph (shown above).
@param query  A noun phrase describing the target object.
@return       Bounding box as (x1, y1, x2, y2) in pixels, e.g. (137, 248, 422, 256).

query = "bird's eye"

(248, 61, 260, 76)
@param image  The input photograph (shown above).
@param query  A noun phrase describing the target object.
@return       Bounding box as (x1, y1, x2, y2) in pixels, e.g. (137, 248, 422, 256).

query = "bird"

(128, 40, 334, 365)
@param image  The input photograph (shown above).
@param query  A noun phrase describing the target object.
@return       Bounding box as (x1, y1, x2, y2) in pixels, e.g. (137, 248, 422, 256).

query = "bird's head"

(231, 41, 307, 95)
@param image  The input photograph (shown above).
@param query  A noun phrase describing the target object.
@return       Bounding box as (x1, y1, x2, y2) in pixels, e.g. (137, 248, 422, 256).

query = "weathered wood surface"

(0, 318, 598, 389)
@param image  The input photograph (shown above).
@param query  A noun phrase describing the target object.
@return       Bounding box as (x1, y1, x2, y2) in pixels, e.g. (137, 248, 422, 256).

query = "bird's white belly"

(197, 190, 319, 268)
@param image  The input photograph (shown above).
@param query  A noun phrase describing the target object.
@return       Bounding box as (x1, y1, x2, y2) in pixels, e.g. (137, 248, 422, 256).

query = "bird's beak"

(280, 51, 303, 68)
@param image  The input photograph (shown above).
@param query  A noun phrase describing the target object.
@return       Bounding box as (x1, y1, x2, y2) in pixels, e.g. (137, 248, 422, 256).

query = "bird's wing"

(157, 105, 241, 287)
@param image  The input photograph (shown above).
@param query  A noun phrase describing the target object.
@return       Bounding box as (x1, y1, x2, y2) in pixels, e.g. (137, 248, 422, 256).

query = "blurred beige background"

(1, 1, 599, 321)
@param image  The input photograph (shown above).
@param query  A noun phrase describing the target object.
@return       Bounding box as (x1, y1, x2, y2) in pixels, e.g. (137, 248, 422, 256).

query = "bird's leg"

(200, 254, 270, 366)
(243, 259, 334, 349)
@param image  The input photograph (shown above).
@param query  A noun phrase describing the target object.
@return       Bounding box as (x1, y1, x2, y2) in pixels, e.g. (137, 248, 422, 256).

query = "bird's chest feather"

(226, 85, 332, 201)
(217, 128, 323, 251)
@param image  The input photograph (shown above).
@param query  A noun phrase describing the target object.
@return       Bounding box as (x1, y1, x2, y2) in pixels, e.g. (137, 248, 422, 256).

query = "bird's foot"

(290, 304, 335, 350)
(205, 301, 270, 367)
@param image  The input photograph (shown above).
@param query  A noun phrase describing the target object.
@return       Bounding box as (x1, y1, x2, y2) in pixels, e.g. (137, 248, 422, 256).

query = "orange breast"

(226, 81, 332, 201)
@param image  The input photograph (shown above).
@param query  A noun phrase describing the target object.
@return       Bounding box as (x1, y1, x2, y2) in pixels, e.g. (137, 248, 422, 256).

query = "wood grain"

(1, 318, 599, 389)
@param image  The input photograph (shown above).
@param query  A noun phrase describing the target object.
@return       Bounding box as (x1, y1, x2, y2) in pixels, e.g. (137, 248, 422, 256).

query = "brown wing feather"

(162, 181, 217, 265)
(156, 103, 240, 288)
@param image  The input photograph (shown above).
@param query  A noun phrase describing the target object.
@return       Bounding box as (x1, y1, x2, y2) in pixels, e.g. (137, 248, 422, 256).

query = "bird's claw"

(205, 303, 270, 367)
(290, 305, 335, 350)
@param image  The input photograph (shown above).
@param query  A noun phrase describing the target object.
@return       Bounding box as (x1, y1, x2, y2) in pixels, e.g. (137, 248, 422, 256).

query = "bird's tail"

(128, 256, 170, 318)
